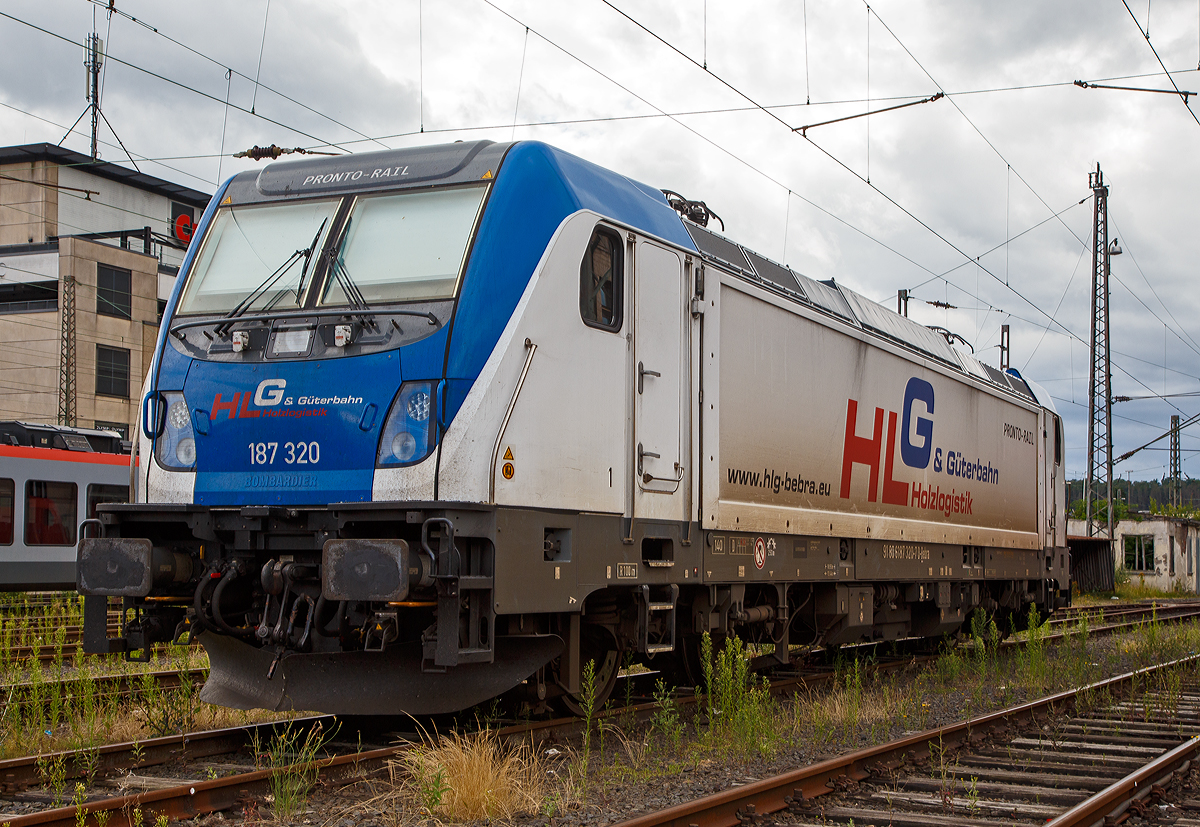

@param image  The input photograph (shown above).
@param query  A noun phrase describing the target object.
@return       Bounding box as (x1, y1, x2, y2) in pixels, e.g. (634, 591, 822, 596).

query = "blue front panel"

(184, 352, 402, 505)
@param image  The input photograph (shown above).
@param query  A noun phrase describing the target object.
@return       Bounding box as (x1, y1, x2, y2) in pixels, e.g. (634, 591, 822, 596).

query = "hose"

(212, 567, 254, 637)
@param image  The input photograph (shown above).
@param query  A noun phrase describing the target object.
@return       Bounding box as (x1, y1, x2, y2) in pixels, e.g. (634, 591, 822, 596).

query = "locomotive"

(77, 140, 1069, 714)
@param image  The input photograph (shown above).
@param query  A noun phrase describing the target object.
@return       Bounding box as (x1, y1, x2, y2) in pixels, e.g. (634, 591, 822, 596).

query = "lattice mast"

(1171, 414, 1181, 508)
(58, 274, 77, 426)
(1085, 165, 1113, 538)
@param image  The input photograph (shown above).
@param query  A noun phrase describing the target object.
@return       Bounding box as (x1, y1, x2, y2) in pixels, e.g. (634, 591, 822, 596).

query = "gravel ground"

(6, 615, 1194, 827)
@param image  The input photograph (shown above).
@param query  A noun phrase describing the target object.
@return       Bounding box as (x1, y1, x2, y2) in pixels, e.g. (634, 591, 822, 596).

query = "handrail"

(489, 338, 537, 503)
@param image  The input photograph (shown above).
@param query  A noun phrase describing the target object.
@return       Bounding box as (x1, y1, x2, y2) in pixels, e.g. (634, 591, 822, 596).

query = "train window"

(24, 480, 77, 547)
(0, 478, 12, 545)
(178, 199, 340, 315)
(87, 484, 128, 518)
(320, 186, 487, 306)
(97, 264, 132, 320)
(580, 227, 623, 332)
(96, 345, 131, 399)
(1054, 415, 1063, 465)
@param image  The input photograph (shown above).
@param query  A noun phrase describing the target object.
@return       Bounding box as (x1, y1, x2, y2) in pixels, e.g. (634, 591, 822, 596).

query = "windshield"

(177, 199, 339, 314)
(320, 186, 486, 306)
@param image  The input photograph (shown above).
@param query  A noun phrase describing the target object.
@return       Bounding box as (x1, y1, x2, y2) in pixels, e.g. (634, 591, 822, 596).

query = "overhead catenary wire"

(84, 0, 388, 150)
(478, 0, 942, 281)
(1120, 0, 1200, 127)
(0, 11, 354, 154)
(493, 0, 1191, 424)
(1108, 208, 1200, 358)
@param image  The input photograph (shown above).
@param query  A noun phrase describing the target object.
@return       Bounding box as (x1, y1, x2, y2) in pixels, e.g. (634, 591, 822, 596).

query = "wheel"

(557, 624, 622, 716)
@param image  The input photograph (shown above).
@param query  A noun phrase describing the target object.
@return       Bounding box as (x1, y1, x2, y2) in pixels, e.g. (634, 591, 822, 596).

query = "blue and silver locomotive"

(79, 141, 1069, 714)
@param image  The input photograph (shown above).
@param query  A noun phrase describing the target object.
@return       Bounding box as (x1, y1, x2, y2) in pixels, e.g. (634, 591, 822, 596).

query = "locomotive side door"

(632, 239, 688, 524)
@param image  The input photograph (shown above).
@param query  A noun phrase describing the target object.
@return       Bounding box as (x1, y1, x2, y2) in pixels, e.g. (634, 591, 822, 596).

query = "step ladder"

(638, 583, 679, 655)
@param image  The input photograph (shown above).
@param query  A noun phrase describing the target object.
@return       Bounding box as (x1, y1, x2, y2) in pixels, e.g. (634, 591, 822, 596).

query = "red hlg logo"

(840, 377, 934, 507)
(840, 377, 974, 517)
(210, 379, 286, 419)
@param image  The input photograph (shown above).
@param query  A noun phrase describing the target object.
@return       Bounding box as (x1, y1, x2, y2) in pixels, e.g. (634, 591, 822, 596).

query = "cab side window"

(580, 227, 623, 332)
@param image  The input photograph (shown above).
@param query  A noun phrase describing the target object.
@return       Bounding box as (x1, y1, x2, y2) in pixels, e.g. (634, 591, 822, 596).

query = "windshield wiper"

(326, 218, 379, 331)
(216, 218, 328, 335)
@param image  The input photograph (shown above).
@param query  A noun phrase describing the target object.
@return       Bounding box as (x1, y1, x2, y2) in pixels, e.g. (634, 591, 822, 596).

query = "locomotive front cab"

(77, 141, 574, 713)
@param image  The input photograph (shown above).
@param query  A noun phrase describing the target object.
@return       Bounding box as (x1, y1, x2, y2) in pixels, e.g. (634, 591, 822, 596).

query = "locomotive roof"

(216, 139, 1038, 407)
(682, 219, 1039, 406)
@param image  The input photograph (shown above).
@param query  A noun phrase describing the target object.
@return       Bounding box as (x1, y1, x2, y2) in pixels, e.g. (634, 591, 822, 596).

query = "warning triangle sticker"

(481, 170, 493, 179)
(221, 195, 232, 205)
(503, 447, 513, 460)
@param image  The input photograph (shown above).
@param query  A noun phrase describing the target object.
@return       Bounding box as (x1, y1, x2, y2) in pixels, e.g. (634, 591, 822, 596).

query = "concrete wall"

(59, 167, 193, 271)
(0, 160, 57, 245)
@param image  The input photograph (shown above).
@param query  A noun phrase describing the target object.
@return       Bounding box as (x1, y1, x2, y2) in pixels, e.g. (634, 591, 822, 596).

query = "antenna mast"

(84, 33, 104, 160)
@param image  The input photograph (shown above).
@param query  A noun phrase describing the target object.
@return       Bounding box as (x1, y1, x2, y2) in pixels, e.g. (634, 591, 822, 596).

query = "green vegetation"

(253, 719, 334, 821)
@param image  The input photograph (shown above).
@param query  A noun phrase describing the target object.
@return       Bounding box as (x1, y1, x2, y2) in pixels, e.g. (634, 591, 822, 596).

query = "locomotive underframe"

(80, 500, 1069, 714)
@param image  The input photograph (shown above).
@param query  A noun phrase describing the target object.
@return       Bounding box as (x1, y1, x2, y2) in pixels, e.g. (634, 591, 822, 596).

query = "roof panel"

(790, 273, 856, 322)
(685, 223, 752, 272)
(837, 284, 960, 363)
(742, 248, 806, 297)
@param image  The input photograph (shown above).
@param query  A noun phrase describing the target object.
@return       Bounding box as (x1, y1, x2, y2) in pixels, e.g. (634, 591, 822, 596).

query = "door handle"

(638, 361, 660, 394)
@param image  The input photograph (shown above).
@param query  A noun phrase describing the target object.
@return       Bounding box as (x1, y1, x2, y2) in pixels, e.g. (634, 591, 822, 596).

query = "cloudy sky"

(2, 0, 1197, 485)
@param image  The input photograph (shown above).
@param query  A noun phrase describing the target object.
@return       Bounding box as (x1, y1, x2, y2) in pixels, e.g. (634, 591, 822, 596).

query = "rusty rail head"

(1043, 735, 1200, 827)
(0, 715, 333, 793)
(611, 653, 1200, 827)
(0, 746, 401, 827)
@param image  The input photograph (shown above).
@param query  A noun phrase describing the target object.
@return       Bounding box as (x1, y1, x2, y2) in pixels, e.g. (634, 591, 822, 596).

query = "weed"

(649, 678, 684, 754)
(705, 633, 775, 756)
(72, 782, 87, 827)
(577, 658, 598, 779)
(930, 736, 957, 812)
(37, 752, 68, 807)
(266, 720, 333, 820)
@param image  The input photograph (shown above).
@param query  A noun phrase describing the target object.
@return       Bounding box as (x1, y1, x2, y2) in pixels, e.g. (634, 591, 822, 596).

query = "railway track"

(3, 601, 1200, 826)
(608, 655, 1200, 827)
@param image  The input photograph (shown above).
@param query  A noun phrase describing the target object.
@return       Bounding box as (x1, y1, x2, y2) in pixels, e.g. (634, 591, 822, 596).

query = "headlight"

(377, 381, 437, 467)
(390, 432, 417, 462)
(155, 391, 197, 470)
(168, 401, 190, 430)
(175, 438, 197, 465)
(406, 390, 430, 422)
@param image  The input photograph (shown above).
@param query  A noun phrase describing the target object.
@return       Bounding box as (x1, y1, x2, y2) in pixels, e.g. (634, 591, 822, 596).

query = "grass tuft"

(398, 729, 564, 821)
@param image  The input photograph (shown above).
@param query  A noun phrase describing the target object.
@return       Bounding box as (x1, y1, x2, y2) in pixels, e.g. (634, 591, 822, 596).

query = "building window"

(97, 264, 132, 319)
(25, 480, 77, 546)
(0, 478, 13, 545)
(1124, 535, 1154, 572)
(1170, 535, 1176, 576)
(0, 280, 57, 314)
(580, 227, 623, 332)
(96, 345, 131, 398)
(94, 420, 129, 440)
